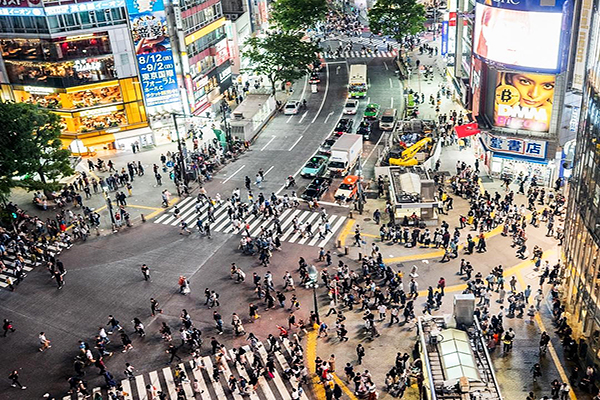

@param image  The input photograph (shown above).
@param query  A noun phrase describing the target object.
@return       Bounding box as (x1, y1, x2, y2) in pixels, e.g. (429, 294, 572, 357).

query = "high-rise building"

(0, 0, 152, 153)
(562, 0, 600, 364)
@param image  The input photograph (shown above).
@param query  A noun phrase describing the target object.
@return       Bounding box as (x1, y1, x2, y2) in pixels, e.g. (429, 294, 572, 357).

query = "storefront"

(475, 131, 553, 186)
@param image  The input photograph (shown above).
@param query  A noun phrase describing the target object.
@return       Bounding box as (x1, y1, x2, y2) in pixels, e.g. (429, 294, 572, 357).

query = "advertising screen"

(126, 0, 179, 108)
(493, 71, 555, 132)
(473, 4, 563, 71)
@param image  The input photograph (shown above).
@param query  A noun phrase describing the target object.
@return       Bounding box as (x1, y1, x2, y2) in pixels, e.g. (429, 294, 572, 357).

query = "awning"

(112, 126, 152, 141)
(454, 122, 480, 138)
(81, 133, 115, 148)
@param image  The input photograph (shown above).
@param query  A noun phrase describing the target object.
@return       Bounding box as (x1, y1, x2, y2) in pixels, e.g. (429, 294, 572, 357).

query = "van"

(379, 108, 397, 131)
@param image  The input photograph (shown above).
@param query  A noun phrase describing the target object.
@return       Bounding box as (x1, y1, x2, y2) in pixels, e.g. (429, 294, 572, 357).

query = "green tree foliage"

(270, 0, 328, 31)
(368, 0, 426, 43)
(0, 102, 73, 201)
(243, 32, 319, 95)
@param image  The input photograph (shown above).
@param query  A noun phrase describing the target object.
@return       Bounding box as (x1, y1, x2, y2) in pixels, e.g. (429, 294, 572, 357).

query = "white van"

(379, 108, 397, 131)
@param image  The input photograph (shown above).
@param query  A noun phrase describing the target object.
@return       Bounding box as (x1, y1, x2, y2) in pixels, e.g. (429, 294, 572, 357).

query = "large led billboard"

(493, 71, 555, 132)
(125, 0, 180, 108)
(473, 4, 563, 71)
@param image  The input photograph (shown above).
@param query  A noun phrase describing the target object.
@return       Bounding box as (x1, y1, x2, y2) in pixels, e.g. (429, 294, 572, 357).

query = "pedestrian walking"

(150, 298, 163, 316)
(8, 370, 26, 390)
(141, 264, 151, 281)
(3, 319, 15, 337)
(166, 344, 182, 365)
(356, 343, 365, 365)
(38, 332, 51, 351)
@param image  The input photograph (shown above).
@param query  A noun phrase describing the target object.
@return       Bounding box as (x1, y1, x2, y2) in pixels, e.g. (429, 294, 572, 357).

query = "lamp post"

(103, 187, 116, 231)
(307, 264, 320, 325)
(171, 113, 188, 185)
(356, 154, 365, 215)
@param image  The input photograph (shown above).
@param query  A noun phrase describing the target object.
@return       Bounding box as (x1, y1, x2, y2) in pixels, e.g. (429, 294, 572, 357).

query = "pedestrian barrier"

(154, 197, 347, 248)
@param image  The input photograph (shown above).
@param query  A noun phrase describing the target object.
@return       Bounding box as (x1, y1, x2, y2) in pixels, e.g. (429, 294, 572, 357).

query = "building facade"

(562, 0, 600, 364)
(0, 0, 151, 153)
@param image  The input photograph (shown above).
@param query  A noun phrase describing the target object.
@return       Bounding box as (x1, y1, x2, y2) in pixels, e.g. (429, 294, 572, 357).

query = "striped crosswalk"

(319, 50, 397, 59)
(0, 242, 69, 290)
(62, 341, 309, 400)
(153, 197, 347, 247)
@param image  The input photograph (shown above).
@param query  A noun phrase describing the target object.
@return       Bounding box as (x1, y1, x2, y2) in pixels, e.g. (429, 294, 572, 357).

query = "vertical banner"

(441, 20, 449, 56)
(125, 0, 180, 108)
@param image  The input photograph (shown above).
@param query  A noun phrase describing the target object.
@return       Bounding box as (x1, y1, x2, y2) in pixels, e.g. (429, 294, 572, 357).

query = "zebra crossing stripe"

(219, 353, 244, 400)
(244, 346, 277, 399)
(228, 349, 260, 399)
(203, 356, 227, 399)
(120, 379, 133, 400)
(134, 374, 146, 399)
(177, 363, 195, 398)
(319, 215, 347, 248)
(162, 367, 178, 398)
(188, 360, 211, 400)
(280, 211, 311, 241)
(256, 345, 291, 400)
(288, 212, 320, 243)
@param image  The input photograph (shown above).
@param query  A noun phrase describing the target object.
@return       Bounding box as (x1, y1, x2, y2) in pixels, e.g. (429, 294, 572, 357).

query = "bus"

(348, 64, 367, 98)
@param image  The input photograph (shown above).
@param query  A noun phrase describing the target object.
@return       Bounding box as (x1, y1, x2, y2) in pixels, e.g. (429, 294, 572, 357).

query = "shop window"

(78, 110, 127, 133)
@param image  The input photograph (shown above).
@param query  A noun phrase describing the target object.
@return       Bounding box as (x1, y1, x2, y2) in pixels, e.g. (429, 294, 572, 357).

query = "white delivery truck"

(327, 134, 363, 175)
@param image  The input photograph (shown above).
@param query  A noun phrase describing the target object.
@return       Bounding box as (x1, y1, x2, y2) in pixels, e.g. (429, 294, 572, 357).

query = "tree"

(0, 102, 73, 201)
(368, 0, 426, 43)
(270, 0, 328, 31)
(243, 32, 320, 95)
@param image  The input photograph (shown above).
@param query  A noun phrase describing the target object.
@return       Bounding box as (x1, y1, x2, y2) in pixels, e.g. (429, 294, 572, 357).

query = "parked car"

(301, 177, 332, 200)
(334, 118, 354, 135)
(301, 155, 329, 178)
(363, 103, 380, 120)
(318, 136, 339, 155)
(356, 120, 372, 141)
(343, 100, 359, 115)
(334, 175, 360, 201)
(284, 101, 301, 115)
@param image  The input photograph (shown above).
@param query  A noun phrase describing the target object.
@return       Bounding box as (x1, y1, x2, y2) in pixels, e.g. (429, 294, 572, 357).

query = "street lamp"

(307, 264, 320, 325)
(171, 113, 188, 185)
(102, 186, 116, 231)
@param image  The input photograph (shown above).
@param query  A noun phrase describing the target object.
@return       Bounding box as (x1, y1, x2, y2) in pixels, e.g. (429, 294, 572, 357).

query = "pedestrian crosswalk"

(319, 49, 397, 59)
(153, 197, 347, 248)
(62, 341, 309, 400)
(0, 242, 69, 289)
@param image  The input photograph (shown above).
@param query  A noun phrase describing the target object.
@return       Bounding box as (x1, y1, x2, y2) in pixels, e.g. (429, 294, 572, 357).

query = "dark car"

(301, 177, 332, 200)
(357, 120, 372, 140)
(308, 72, 321, 84)
(334, 118, 354, 135)
(318, 136, 339, 155)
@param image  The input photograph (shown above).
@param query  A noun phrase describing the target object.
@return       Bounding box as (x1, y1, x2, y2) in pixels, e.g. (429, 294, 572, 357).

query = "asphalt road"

(0, 49, 404, 398)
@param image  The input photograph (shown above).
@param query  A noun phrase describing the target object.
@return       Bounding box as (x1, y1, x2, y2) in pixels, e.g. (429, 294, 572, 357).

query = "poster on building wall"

(125, 0, 180, 108)
(493, 71, 555, 133)
(441, 20, 448, 56)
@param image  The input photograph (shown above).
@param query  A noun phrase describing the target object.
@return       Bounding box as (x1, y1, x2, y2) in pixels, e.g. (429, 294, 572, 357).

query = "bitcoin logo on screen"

(495, 85, 520, 106)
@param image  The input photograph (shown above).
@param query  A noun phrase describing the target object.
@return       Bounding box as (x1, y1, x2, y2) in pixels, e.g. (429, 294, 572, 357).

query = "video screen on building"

(473, 4, 563, 71)
(493, 71, 555, 132)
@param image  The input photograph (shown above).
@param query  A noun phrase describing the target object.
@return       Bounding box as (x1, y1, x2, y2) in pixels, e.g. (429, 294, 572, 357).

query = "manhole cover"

(364, 217, 371, 222)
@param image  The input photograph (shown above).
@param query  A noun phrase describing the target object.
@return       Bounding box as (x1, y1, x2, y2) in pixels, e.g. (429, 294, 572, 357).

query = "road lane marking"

(324, 111, 334, 124)
(384, 61, 389, 70)
(389, 77, 393, 88)
(264, 165, 275, 176)
(391, 97, 394, 108)
(222, 164, 245, 184)
(288, 135, 303, 151)
(298, 111, 308, 124)
(367, 96, 371, 104)
(311, 63, 331, 123)
(300, 75, 308, 101)
(260, 135, 276, 151)
(286, 114, 295, 123)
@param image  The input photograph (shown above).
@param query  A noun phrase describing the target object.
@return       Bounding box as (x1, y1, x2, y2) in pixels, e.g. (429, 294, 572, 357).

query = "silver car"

(284, 101, 301, 115)
(343, 100, 359, 115)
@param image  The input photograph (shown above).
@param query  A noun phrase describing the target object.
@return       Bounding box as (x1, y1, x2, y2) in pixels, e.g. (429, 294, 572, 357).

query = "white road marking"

(311, 63, 331, 123)
(260, 135, 276, 151)
(391, 97, 394, 109)
(222, 164, 245, 184)
(389, 78, 393, 88)
(300, 75, 308, 101)
(286, 114, 295, 123)
(264, 165, 275, 176)
(298, 111, 308, 124)
(288, 136, 303, 151)
(324, 111, 334, 124)
(384, 61, 389, 70)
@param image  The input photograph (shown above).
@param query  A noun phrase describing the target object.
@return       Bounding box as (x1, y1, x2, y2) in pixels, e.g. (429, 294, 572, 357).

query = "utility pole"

(171, 113, 188, 185)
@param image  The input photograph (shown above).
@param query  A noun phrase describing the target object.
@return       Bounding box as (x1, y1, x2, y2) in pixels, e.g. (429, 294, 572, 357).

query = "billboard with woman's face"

(473, 4, 564, 71)
(493, 72, 556, 132)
